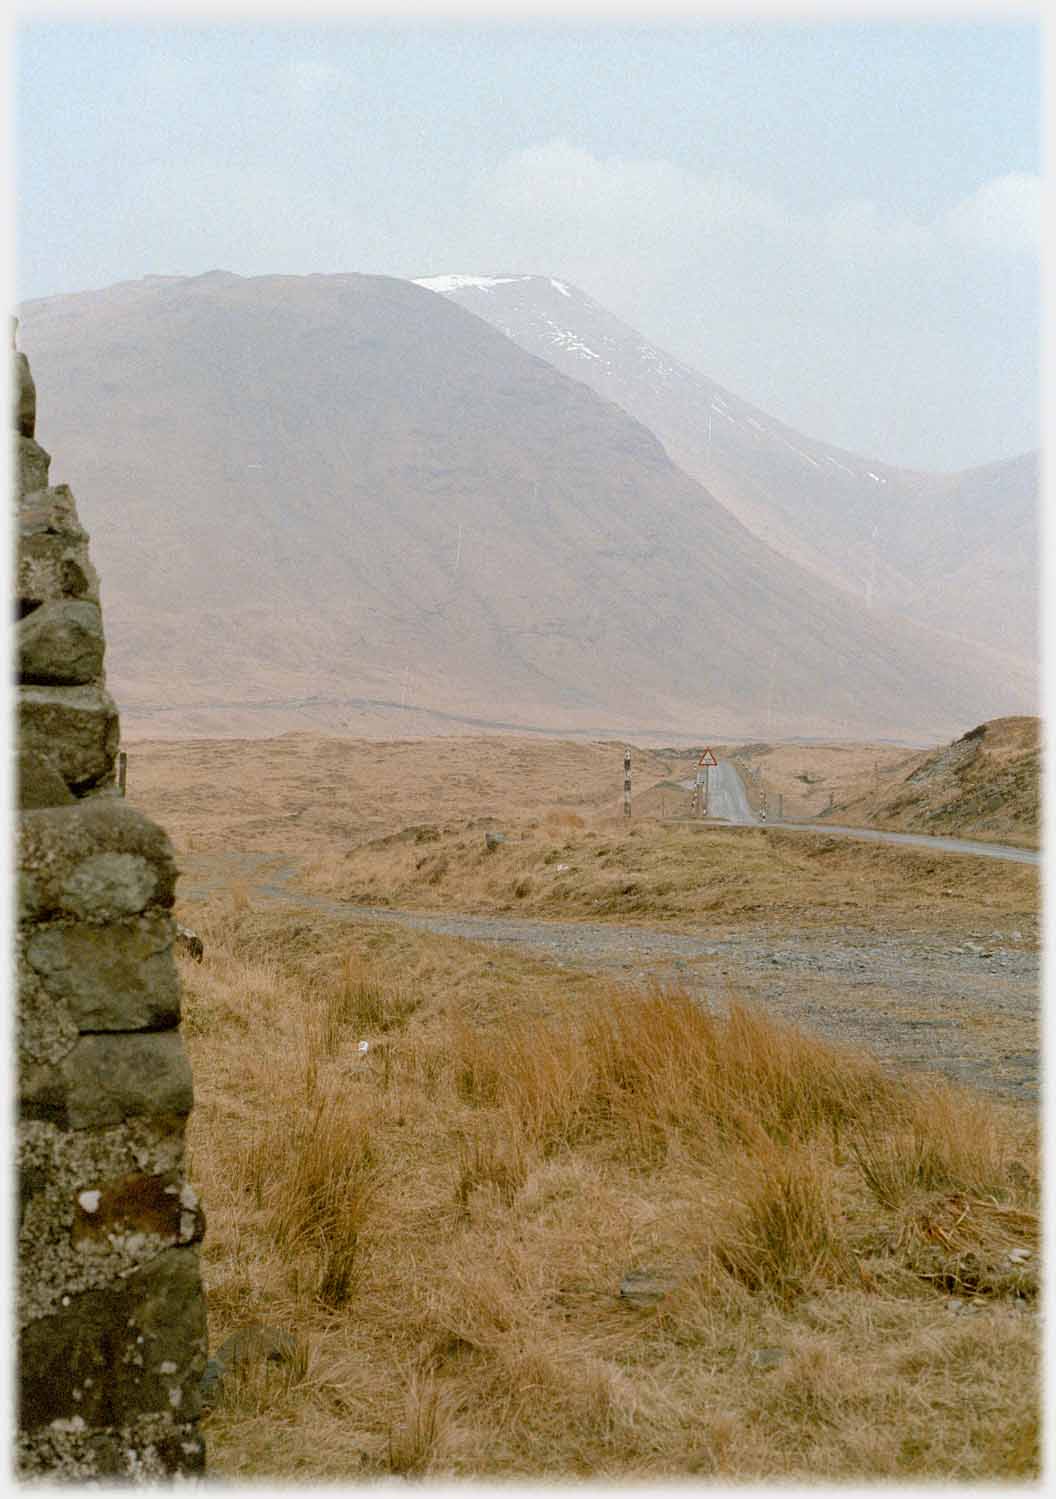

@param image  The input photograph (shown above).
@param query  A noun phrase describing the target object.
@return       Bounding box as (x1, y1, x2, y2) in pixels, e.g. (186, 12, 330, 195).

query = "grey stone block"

(18, 801, 177, 924)
(18, 1116, 190, 1203)
(16, 959, 80, 1070)
(66, 1032, 194, 1129)
(61, 852, 159, 921)
(16, 1413, 206, 1481)
(25, 912, 180, 1031)
(18, 1247, 207, 1433)
(15, 434, 50, 498)
(14, 349, 36, 436)
(17, 512, 98, 613)
(20, 1030, 193, 1130)
(215, 1324, 299, 1372)
(19, 1059, 70, 1127)
(19, 683, 119, 793)
(17, 748, 76, 810)
(200, 1325, 300, 1409)
(14, 346, 208, 1481)
(618, 1268, 682, 1307)
(18, 598, 105, 685)
(18, 484, 88, 542)
(17, 1117, 193, 1320)
(19, 1163, 204, 1323)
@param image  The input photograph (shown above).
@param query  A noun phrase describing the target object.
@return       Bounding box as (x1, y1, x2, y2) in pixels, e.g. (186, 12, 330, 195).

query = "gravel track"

(181, 850, 1039, 1104)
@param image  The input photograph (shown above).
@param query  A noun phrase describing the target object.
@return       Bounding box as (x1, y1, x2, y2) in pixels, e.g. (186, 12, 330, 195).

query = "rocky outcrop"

(14, 328, 207, 1480)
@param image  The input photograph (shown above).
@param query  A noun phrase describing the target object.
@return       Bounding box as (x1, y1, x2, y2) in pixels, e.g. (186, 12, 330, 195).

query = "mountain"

(412, 274, 1038, 674)
(17, 270, 1034, 743)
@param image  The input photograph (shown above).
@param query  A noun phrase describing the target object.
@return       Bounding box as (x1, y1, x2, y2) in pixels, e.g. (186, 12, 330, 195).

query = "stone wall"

(14, 331, 208, 1479)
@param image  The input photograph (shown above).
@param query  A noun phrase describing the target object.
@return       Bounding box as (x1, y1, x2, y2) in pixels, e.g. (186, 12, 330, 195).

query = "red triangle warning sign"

(698, 748, 718, 767)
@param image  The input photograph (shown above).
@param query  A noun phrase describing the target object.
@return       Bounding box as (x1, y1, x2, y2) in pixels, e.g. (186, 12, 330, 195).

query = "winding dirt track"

(180, 845, 1039, 1105)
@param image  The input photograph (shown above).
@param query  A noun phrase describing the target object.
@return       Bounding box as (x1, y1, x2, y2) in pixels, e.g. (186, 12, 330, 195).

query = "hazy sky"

(14, 9, 1040, 471)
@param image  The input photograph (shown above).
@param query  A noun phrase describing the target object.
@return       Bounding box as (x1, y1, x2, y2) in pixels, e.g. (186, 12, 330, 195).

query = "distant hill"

(18, 270, 1035, 743)
(834, 715, 1040, 847)
(414, 274, 1038, 677)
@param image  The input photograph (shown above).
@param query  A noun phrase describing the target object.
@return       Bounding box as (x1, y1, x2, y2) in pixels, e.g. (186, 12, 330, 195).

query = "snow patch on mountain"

(539, 317, 601, 361)
(414, 274, 528, 294)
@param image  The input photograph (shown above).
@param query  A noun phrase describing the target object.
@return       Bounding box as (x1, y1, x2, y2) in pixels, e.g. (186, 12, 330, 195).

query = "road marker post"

(697, 748, 717, 818)
(623, 750, 631, 819)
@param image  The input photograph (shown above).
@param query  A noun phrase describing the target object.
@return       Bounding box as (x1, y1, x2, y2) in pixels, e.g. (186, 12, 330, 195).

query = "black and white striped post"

(623, 750, 631, 819)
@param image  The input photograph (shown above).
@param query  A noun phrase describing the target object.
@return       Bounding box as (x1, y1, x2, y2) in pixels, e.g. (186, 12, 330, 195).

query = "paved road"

(678, 761, 759, 823)
(770, 821, 1039, 866)
(677, 762, 1039, 867)
(708, 761, 759, 823)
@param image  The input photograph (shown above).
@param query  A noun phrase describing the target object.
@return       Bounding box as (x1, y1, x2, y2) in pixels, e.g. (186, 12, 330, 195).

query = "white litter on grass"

(78, 1190, 101, 1213)
(358, 1040, 370, 1054)
(554, 864, 570, 873)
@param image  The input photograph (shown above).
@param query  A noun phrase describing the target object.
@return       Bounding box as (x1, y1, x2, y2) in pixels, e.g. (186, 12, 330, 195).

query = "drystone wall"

(14, 330, 208, 1479)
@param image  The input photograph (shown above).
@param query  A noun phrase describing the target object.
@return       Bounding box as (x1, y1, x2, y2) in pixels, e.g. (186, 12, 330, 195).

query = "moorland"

(123, 726, 1040, 1482)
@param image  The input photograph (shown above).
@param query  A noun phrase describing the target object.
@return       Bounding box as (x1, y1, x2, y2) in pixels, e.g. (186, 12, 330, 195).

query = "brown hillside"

(420, 274, 1038, 675)
(829, 716, 1040, 847)
(18, 271, 1033, 744)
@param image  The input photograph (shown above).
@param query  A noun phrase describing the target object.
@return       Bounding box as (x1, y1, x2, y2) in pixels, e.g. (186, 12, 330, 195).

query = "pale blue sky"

(14, 14, 1041, 470)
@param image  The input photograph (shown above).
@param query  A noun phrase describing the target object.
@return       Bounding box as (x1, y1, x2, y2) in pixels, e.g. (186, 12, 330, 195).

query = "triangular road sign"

(699, 748, 718, 767)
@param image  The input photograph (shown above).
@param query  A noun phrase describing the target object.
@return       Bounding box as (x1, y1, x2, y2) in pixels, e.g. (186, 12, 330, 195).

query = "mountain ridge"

(17, 269, 1035, 743)
(412, 272, 1038, 673)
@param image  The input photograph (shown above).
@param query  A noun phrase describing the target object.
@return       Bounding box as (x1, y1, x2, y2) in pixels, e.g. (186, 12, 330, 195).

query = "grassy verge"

(300, 813, 1039, 936)
(181, 891, 1039, 1482)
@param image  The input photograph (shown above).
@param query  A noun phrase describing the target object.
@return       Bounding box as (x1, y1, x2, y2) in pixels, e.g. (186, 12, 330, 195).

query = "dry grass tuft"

(387, 1365, 443, 1474)
(227, 877, 251, 914)
(255, 1098, 378, 1308)
(711, 1146, 851, 1304)
(324, 955, 419, 1034)
(455, 1120, 533, 1211)
(180, 900, 1040, 1483)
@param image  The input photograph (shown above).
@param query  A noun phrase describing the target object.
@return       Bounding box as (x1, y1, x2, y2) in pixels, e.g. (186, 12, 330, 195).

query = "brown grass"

(300, 815, 1038, 936)
(731, 717, 1040, 848)
(124, 733, 669, 858)
(180, 896, 1039, 1482)
(123, 722, 1039, 869)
